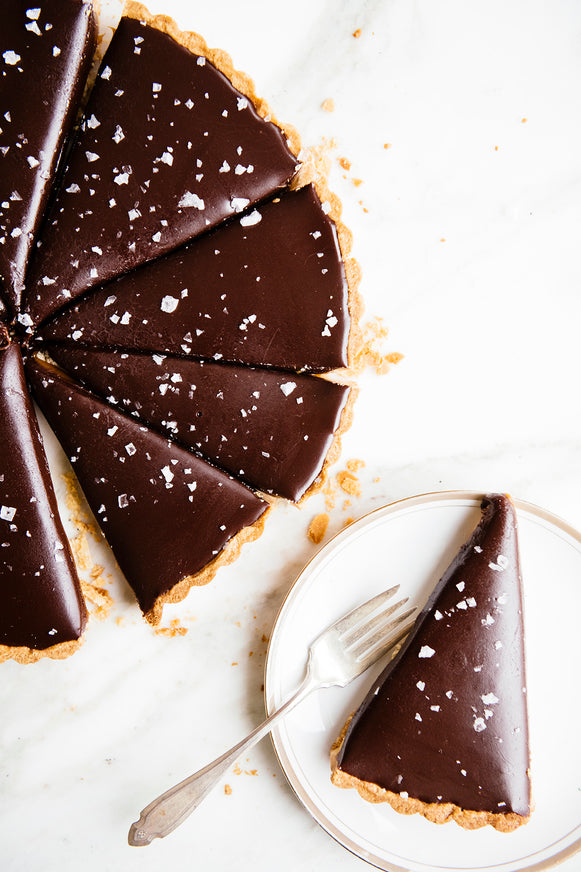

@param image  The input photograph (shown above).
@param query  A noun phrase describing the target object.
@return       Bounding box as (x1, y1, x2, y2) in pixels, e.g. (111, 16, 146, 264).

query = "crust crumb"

(351, 317, 403, 375)
(155, 619, 188, 638)
(337, 470, 361, 497)
(308, 512, 330, 544)
(80, 579, 113, 621)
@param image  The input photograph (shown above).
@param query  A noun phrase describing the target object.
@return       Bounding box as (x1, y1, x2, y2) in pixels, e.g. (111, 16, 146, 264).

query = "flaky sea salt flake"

(3, 51, 21, 66)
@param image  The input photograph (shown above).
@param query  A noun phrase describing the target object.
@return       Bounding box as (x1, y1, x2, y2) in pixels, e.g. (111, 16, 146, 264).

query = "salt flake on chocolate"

(3, 51, 21, 66)
(160, 295, 179, 313)
(178, 191, 205, 210)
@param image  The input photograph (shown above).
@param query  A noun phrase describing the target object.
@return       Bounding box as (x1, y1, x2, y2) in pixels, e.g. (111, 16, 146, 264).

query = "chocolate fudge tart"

(0, 0, 363, 659)
(44, 343, 353, 502)
(0, 0, 96, 318)
(23, 4, 300, 328)
(0, 336, 87, 662)
(27, 356, 268, 625)
(331, 494, 532, 832)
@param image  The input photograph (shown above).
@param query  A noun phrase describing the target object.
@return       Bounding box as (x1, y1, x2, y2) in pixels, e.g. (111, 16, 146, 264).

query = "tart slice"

(37, 184, 351, 373)
(0, 337, 87, 662)
(0, 0, 97, 318)
(43, 343, 353, 502)
(23, 5, 299, 327)
(26, 356, 268, 625)
(331, 493, 531, 832)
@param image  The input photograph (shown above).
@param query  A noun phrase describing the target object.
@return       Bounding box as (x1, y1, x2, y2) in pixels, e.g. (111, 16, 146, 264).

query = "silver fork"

(128, 585, 415, 847)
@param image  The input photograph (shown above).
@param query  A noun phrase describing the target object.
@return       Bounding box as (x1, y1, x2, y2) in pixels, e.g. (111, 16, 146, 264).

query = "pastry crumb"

(80, 579, 113, 620)
(224, 784, 232, 795)
(353, 28, 362, 38)
(338, 156, 351, 171)
(322, 477, 337, 511)
(308, 512, 330, 544)
(321, 98, 335, 113)
(346, 458, 365, 473)
(352, 177, 363, 187)
(155, 619, 188, 638)
(383, 142, 392, 149)
(352, 317, 403, 375)
(337, 470, 362, 497)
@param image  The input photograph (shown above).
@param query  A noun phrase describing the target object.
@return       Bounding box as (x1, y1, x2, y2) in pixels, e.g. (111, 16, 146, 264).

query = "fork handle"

(128, 672, 317, 846)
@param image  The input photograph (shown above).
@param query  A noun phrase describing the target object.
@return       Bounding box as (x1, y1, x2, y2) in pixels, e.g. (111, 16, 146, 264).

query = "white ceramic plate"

(264, 491, 581, 872)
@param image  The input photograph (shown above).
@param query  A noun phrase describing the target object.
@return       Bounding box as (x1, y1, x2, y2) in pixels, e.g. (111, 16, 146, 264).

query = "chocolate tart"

(26, 356, 268, 625)
(331, 494, 532, 832)
(0, 0, 96, 318)
(0, 1, 363, 658)
(0, 337, 87, 662)
(43, 343, 354, 503)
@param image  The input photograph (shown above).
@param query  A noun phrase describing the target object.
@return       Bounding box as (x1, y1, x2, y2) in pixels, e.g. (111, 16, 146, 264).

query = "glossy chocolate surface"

(38, 185, 349, 372)
(45, 343, 351, 502)
(0, 341, 87, 649)
(24, 15, 299, 327)
(336, 494, 531, 817)
(26, 356, 268, 617)
(0, 0, 96, 318)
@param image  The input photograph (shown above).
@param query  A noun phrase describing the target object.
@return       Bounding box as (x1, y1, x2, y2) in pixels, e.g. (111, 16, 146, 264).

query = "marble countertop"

(2, 1, 580, 870)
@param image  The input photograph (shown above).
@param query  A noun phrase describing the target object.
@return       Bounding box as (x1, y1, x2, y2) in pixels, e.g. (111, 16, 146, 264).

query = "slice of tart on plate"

(331, 493, 532, 832)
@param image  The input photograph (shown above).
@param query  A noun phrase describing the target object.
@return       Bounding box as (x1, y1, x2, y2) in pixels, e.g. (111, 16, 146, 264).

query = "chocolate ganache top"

(26, 356, 268, 622)
(24, 15, 299, 327)
(0, 338, 87, 653)
(45, 343, 351, 502)
(0, 0, 96, 318)
(335, 494, 531, 818)
(38, 184, 350, 373)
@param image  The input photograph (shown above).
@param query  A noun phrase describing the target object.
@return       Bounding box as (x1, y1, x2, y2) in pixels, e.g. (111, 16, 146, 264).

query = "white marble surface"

(2, 1, 581, 870)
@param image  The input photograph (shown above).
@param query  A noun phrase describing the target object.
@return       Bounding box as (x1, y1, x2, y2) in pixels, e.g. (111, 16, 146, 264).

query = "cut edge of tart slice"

(0, 334, 88, 663)
(26, 355, 270, 627)
(330, 493, 532, 833)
